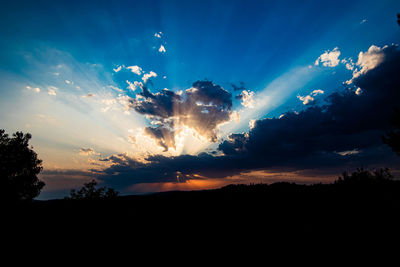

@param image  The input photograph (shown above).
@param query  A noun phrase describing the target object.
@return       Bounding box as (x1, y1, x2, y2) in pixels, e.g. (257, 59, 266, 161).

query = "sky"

(1, 0, 400, 199)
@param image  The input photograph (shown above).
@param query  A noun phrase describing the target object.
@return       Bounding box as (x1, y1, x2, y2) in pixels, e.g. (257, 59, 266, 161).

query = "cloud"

(65, 80, 73, 85)
(26, 86, 40, 93)
(154, 32, 162, 38)
(127, 65, 143, 75)
(96, 44, 400, 189)
(341, 58, 355, 70)
(336, 149, 360, 156)
(129, 81, 233, 150)
(236, 90, 255, 108)
(48, 86, 57, 96)
(108, 85, 123, 92)
(113, 65, 123, 72)
(142, 71, 157, 83)
(79, 148, 98, 156)
(231, 82, 246, 91)
(346, 45, 388, 84)
(82, 93, 95, 98)
(315, 47, 341, 67)
(297, 89, 324, 105)
(360, 19, 367, 24)
(158, 45, 166, 53)
(126, 80, 143, 91)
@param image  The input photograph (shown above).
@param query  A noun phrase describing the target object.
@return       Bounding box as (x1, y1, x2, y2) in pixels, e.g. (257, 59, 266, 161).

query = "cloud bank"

(98, 44, 400, 190)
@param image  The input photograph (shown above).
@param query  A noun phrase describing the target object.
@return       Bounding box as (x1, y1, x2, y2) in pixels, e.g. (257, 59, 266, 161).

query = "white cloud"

(113, 65, 123, 72)
(65, 80, 72, 85)
(158, 45, 166, 53)
(48, 86, 58, 96)
(360, 19, 367, 24)
(341, 58, 355, 70)
(26, 86, 40, 93)
(346, 45, 387, 84)
(315, 47, 341, 67)
(240, 90, 255, 108)
(126, 80, 143, 91)
(355, 87, 362, 95)
(154, 32, 162, 38)
(297, 95, 314, 105)
(142, 71, 157, 83)
(310, 89, 324, 96)
(127, 65, 142, 75)
(297, 89, 324, 105)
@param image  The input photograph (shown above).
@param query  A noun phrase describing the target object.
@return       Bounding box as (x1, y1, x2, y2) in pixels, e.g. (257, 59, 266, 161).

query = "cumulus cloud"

(129, 81, 233, 150)
(158, 45, 166, 53)
(346, 45, 388, 84)
(236, 90, 256, 108)
(127, 65, 143, 75)
(154, 32, 162, 38)
(297, 89, 324, 105)
(315, 47, 341, 67)
(142, 71, 157, 83)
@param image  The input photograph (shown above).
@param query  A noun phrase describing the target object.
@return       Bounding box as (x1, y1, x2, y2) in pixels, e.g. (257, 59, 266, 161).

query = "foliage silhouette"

(0, 129, 45, 202)
(383, 108, 400, 155)
(66, 179, 119, 200)
(335, 168, 393, 186)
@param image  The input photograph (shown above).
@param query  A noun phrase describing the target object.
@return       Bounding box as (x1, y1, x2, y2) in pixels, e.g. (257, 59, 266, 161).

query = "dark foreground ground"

(5, 181, 400, 245)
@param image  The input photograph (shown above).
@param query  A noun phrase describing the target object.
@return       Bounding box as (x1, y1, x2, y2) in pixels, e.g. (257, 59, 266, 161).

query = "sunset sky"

(1, 0, 400, 199)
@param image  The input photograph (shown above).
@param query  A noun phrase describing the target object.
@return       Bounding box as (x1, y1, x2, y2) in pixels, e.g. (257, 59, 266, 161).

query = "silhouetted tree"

(383, 108, 400, 155)
(0, 129, 45, 202)
(335, 168, 393, 186)
(66, 179, 119, 200)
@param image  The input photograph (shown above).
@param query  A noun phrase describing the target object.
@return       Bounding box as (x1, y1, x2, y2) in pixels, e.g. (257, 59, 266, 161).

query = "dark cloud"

(144, 126, 176, 152)
(231, 82, 246, 91)
(220, 45, 400, 158)
(99, 45, 400, 190)
(129, 81, 233, 149)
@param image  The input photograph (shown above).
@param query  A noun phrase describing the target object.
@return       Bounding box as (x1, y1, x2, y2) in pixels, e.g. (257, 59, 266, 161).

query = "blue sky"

(1, 0, 400, 198)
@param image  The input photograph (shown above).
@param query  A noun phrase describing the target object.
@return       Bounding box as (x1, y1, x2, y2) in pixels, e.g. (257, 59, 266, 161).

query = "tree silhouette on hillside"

(0, 129, 45, 202)
(66, 179, 119, 200)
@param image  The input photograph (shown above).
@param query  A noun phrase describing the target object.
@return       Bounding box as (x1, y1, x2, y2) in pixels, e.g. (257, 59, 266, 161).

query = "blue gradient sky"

(1, 0, 399, 198)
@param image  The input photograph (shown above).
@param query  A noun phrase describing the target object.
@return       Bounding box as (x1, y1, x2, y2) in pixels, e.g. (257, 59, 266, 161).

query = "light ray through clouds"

(1, 0, 400, 198)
